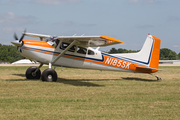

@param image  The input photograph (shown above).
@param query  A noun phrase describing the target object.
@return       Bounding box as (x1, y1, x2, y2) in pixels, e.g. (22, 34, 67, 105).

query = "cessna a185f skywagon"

(11, 30, 161, 82)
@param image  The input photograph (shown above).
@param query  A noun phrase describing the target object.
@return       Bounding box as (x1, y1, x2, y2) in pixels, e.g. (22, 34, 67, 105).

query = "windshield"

(45, 36, 58, 47)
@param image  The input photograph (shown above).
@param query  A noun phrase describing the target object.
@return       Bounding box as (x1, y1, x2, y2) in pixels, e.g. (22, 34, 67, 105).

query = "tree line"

(0, 44, 180, 63)
(0, 44, 24, 63)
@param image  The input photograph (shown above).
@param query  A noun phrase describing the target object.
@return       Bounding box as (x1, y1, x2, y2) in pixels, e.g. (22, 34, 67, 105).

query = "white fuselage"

(20, 41, 131, 72)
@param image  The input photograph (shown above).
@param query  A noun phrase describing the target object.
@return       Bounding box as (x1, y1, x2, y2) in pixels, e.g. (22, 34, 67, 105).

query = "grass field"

(0, 66, 180, 120)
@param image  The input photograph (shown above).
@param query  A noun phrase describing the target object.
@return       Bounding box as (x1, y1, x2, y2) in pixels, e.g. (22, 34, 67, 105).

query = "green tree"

(169, 50, 177, 60)
(109, 48, 118, 54)
(0, 44, 24, 63)
(160, 48, 177, 60)
(109, 48, 139, 54)
(177, 53, 180, 59)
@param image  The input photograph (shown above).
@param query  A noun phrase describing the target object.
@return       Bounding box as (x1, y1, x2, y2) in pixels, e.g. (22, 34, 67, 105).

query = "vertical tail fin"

(115, 35, 161, 69)
(137, 35, 161, 69)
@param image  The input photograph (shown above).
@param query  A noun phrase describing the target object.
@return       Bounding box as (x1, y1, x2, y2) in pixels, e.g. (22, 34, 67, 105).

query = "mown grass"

(0, 66, 180, 120)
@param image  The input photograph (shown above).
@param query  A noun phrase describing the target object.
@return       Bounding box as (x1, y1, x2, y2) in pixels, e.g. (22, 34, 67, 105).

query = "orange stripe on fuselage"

(98, 55, 134, 70)
(23, 40, 55, 49)
(22, 47, 59, 56)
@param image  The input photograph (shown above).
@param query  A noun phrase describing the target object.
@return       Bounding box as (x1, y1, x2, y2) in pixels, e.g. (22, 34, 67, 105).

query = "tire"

(26, 66, 41, 79)
(41, 68, 57, 82)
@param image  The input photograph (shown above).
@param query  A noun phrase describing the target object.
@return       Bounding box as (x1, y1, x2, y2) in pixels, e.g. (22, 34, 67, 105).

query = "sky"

(0, 0, 180, 53)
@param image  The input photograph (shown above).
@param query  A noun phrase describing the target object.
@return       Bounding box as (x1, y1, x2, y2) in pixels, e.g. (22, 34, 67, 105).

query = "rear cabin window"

(88, 50, 95, 55)
(77, 47, 87, 54)
(60, 42, 76, 52)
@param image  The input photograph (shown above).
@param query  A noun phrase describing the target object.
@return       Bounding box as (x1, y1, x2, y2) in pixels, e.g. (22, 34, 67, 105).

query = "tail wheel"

(26, 66, 41, 79)
(41, 68, 57, 82)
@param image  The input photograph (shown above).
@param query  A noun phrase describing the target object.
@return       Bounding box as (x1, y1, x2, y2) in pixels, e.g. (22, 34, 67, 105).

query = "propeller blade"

(14, 33, 19, 40)
(19, 34, 25, 42)
(19, 29, 26, 42)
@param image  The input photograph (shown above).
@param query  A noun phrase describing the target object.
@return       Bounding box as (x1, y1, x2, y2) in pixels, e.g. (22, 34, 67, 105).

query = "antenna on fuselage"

(96, 47, 100, 50)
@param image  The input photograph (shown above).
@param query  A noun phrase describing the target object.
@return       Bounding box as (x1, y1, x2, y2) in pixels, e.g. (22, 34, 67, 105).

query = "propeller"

(13, 29, 26, 42)
(12, 29, 26, 47)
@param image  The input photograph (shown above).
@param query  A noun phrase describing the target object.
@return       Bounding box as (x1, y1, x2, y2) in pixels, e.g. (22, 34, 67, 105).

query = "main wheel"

(26, 66, 41, 79)
(41, 68, 57, 82)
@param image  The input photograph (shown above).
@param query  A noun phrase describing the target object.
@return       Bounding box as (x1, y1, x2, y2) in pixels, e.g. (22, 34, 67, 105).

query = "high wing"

(24, 32, 124, 47)
(56, 36, 124, 47)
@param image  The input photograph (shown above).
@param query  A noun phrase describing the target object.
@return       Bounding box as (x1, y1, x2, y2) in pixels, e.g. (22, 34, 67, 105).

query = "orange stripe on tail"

(149, 36, 161, 69)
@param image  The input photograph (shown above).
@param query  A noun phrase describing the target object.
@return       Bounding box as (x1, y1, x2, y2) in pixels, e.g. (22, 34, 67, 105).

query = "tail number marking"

(105, 57, 131, 69)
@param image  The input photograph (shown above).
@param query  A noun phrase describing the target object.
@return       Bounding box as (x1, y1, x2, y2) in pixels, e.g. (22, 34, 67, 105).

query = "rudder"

(149, 36, 161, 69)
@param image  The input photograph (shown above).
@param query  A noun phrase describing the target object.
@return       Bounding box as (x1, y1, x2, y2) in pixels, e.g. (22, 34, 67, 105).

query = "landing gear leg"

(151, 74, 162, 81)
(32, 63, 43, 76)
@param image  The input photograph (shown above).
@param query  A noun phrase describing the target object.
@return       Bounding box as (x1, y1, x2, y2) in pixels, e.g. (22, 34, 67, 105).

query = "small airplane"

(11, 30, 161, 82)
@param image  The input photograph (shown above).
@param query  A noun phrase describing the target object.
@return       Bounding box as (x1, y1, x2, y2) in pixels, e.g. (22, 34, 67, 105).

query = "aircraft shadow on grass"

(12, 74, 25, 77)
(57, 78, 105, 87)
(121, 77, 158, 82)
(10, 74, 106, 87)
(9, 74, 158, 87)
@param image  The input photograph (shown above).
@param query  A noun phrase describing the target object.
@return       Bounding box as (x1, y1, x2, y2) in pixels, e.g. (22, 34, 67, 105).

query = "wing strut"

(51, 40, 77, 64)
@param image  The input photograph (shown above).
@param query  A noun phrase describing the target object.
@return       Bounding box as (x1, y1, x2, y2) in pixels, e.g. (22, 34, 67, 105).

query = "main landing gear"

(26, 66, 41, 79)
(41, 68, 57, 82)
(25, 63, 58, 82)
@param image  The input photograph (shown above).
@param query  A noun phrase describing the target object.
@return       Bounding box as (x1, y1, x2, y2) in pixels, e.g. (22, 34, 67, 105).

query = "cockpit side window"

(88, 50, 95, 55)
(55, 40, 60, 48)
(77, 46, 87, 54)
(60, 42, 76, 52)
(60, 42, 69, 49)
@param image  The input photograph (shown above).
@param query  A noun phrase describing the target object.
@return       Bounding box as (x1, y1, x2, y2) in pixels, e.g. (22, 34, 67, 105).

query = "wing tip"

(100, 36, 124, 43)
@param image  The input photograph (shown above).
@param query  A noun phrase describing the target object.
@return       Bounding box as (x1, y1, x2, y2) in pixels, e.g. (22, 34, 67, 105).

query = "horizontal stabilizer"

(136, 66, 162, 71)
